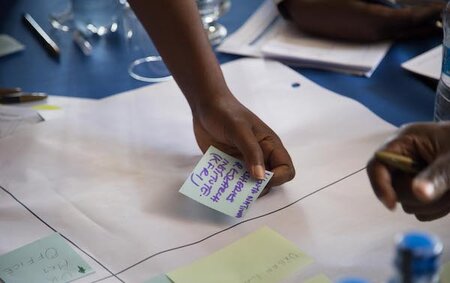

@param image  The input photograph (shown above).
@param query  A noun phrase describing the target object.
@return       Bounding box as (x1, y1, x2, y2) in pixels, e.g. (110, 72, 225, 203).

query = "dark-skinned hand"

(192, 93, 295, 195)
(367, 122, 450, 221)
(281, 0, 444, 42)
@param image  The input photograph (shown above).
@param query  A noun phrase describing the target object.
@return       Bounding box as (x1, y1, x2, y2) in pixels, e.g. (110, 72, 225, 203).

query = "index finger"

(367, 158, 398, 210)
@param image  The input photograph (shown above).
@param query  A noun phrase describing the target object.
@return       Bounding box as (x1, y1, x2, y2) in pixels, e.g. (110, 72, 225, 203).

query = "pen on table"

(0, 92, 48, 104)
(22, 13, 60, 59)
(375, 151, 422, 174)
(0, 88, 21, 96)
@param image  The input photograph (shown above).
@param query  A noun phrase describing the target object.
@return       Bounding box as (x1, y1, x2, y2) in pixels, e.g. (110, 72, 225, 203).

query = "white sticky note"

(179, 146, 273, 218)
(0, 35, 25, 58)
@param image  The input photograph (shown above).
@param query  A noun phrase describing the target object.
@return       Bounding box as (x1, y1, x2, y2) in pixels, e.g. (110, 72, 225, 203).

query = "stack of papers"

(217, 0, 391, 77)
(401, 45, 442, 80)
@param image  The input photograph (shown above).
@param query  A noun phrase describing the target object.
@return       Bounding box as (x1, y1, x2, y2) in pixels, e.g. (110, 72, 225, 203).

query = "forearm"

(128, 1, 296, 184)
(128, 0, 232, 113)
(280, 0, 443, 42)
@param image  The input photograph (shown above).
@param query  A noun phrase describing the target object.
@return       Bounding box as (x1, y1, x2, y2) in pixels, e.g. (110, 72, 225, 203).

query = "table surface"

(0, 0, 442, 127)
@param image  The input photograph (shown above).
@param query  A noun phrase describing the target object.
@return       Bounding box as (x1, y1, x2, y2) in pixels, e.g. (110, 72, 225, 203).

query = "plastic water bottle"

(389, 232, 443, 283)
(435, 3, 450, 121)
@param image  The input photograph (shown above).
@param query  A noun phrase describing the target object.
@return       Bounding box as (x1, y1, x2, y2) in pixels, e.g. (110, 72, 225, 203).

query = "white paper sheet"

(0, 58, 447, 283)
(217, 0, 391, 77)
(402, 45, 442, 80)
(0, 105, 43, 139)
(0, 96, 95, 139)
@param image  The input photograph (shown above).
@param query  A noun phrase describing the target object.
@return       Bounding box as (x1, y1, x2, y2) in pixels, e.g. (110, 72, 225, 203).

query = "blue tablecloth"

(0, 0, 441, 126)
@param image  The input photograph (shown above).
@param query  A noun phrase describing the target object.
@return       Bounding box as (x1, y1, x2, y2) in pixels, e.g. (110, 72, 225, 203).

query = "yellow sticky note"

(31, 105, 62, 111)
(441, 262, 450, 283)
(304, 274, 332, 283)
(167, 226, 313, 283)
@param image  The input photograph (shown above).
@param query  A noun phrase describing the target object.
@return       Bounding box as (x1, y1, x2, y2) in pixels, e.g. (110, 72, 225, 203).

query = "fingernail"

(381, 198, 395, 210)
(379, 195, 396, 210)
(252, 165, 265, 180)
(413, 179, 435, 202)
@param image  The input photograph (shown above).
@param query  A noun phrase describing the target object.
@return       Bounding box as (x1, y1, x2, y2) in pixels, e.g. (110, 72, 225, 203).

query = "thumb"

(412, 153, 450, 203)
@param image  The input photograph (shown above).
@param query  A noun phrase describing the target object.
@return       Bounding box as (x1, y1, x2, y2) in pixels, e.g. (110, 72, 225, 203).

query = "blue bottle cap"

(395, 232, 443, 276)
(336, 277, 370, 283)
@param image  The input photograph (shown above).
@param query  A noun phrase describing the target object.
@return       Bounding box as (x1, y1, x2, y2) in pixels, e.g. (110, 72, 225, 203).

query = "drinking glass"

(197, 0, 231, 45)
(50, 0, 121, 37)
(123, 2, 172, 83)
(127, 0, 231, 82)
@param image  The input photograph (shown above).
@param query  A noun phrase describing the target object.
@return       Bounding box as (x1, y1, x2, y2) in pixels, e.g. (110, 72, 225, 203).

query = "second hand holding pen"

(375, 151, 422, 174)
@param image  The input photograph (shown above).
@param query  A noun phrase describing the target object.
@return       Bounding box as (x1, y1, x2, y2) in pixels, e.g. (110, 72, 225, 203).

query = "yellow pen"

(375, 151, 422, 174)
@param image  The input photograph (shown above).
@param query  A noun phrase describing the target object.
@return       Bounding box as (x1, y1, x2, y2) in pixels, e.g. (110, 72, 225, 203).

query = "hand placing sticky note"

(179, 146, 273, 218)
(0, 233, 94, 283)
(167, 226, 313, 283)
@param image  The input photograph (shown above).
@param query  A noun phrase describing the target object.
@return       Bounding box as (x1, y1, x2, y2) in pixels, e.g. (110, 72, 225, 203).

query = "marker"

(0, 92, 48, 104)
(375, 151, 422, 174)
(23, 13, 60, 59)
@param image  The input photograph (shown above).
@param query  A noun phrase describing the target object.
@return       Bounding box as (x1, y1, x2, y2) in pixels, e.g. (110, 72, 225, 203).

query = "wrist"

(189, 88, 236, 118)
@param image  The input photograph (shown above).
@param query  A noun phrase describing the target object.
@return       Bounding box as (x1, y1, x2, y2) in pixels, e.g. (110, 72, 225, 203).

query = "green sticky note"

(31, 105, 62, 111)
(0, 233, 94, 283)
(143, 274, 173, 283)
(179, 146, 273, 218)
(167, 226, 313, 283)
(441, 261, 450, 283)
(304, 274, 332, 283)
